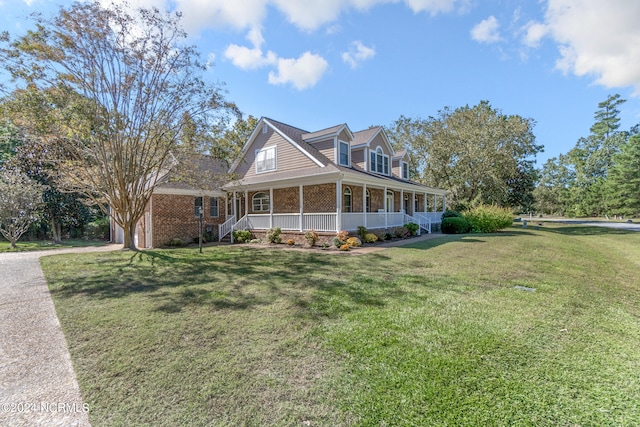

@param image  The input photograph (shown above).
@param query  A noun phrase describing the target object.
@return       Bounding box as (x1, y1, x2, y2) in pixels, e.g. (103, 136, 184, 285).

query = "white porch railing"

(272, 214, 300, 230)
(414, 212, 442, 225)
(225, 211, 444, 237)
(303, 213, 336, 232)
(218, 215, 236, 241)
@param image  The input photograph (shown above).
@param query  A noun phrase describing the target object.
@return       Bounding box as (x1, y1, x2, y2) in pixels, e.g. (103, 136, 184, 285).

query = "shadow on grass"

(539, 225, 637, 236)
(47, 247, 421, 318)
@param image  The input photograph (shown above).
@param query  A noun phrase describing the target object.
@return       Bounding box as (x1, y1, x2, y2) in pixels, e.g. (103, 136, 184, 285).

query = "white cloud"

(521, 21, 548, 48)
(100, 0, 467, 33)
(268, 52, 329, 90)
(342, 41, 376, 69)
(541, 0, 640, 94)
(404, 0, 466, 15)
(224, 28, 276, 70)
(471, 16, 501, 44)
(224, 44, 277, 70)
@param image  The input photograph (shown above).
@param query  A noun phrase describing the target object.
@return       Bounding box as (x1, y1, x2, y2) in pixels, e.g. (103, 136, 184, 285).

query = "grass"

(0, 238, 108, 252)
(41, 223, 640, 426)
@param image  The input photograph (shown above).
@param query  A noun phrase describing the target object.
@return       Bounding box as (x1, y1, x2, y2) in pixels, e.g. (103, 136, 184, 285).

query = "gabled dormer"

(351, 126, 395, 176)
(392, 150, 410, 180)
(302, 123, 354, 167)
(228, 117, 325, 179)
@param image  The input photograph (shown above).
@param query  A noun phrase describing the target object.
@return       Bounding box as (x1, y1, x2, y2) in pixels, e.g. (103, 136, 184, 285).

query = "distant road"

(528, 218, 640, 232)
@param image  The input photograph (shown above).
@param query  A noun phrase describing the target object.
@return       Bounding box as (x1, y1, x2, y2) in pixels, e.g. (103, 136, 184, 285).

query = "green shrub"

(232, 230, 252, 243)
(405, 222, 419, 236)
(442, 210, 463, 219)
(441, 217, 471, 234)
(357, 225, 368, 240)
(345, 237, 361, 247)
(332, 237, 342, 248)
(84, 217, 110, 240)
(363, 233, 378, 243)
(167, 237, 184, 247)
(304, 230, 319, 247)
(463, 205, 513, 233)
(266, 227, 282, 244)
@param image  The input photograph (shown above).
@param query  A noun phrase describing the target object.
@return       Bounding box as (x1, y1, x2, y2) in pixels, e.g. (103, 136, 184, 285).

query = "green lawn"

(0, 239, 108, 252)
(41, 224, 640, 426)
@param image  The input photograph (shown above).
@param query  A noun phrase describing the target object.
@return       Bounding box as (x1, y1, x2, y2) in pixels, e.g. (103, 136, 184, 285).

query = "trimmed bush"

(266, 227, 282, 244)
(442, 210, 463, 219)
(232, 230, 252, 243)
(463, 205, 513, 233)
(357, 225, 368, 240)
(304, 230, 319, 247)
(405, 222, 419, 236)
(167, 238, 184, 247)
(363, 233, 378, 243)
(441, 217, 471, 234)
(345, 237, 361, 247)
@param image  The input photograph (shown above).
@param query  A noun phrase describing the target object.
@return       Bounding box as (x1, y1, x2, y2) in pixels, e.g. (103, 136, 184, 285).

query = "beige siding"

(235, 127, 318, 178)
(392, 159, 401, 178)
(352, 148, 365, 169)
(369, 134, 391, 157)
(338, 128, 352, 143)
(312, 138, 335, 162)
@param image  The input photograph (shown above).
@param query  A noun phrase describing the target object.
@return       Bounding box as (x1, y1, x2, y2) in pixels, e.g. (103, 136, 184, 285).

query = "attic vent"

(262, 124, 267, 134)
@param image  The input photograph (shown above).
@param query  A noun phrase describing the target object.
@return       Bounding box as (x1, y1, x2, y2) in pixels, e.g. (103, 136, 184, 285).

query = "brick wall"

(370, 188, 384, 212)
(303, 183, 336, 212)
(274, 187, 299, 213)
(151, 194, 225, 247)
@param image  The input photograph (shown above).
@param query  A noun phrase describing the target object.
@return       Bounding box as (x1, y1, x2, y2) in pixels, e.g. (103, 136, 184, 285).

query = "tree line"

(534, 94, 640, 218)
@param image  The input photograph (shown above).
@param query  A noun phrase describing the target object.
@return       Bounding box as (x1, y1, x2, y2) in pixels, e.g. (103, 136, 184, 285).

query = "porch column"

(400, 189, 404, 214)
(362, 183, 367, 228)
(424, 192, 427, 214)
(299, 185, 304, 231)
(412, 191, 416, 216)
(269, 187, 273, 228)
(244, 190, 249, 218)
(336, 179, 342, 232)
(232, 192, 237, 218)
(443, 195, 447, 212)
(384, 186, 388, 229)
(433, 195, 437, 212)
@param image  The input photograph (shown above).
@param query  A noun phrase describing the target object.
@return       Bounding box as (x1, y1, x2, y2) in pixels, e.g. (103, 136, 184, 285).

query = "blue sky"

(2, 0, 640, 166)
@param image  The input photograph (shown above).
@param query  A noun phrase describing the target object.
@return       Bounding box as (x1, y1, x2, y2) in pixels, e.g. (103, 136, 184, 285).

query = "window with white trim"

(209, 197, 219, 217)
(194, 197, 203, 217)
(402, 162, 409, 180)
(339, 141, 350, 166)
(343, 187, 352, 213)
(371, 147, 390, 176)
(252, 192, 270, 212)
(255, 146, 276, 173)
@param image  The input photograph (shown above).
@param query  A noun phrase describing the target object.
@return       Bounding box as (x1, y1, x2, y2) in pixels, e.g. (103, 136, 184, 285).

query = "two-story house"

(116, 117, 448, 248)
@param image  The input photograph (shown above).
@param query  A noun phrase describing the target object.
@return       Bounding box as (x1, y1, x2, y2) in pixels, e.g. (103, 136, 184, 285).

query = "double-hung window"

(209, 197, 219, 217)
(339, 141, 350, 166)
(252, 192, 270, 212)
(256, 146, 276, 173)
(371, 147, 389, 176)
(402, 162, 409, 180)
(194, 197, 203, 217)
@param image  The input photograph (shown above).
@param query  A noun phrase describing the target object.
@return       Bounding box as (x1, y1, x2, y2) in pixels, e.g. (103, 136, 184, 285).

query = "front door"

(386, 191, 394, 212)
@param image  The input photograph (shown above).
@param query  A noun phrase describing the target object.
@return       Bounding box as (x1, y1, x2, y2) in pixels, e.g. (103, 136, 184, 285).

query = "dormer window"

(256, 146, 276, 173)
(402, 162, 408, 180)
(370, 147, 390, 176)
(339, 141, 349, 166)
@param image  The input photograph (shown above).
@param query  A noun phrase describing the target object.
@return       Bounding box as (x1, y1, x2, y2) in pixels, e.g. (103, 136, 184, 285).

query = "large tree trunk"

(122, 220, 138, 251)
(50, 217, 62, 244)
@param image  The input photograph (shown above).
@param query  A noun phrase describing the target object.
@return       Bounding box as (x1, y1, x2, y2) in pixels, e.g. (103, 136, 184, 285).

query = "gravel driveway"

(0, 245, 118, 427)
